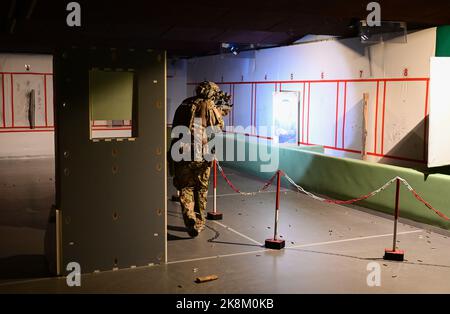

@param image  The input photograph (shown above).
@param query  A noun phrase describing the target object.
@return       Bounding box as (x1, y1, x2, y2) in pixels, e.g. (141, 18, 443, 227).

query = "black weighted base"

(383, 249, 404, 261)
(207, 211, 223, 220)
(265, 238, 285, 250)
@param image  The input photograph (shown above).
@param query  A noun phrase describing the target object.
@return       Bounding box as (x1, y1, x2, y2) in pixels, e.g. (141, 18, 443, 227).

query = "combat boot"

(195, 221, 206, 233)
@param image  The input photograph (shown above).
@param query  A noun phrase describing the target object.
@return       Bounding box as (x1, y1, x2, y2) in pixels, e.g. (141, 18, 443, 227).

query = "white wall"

(186, 28, 437, 167)
(0, 54, 54, 158)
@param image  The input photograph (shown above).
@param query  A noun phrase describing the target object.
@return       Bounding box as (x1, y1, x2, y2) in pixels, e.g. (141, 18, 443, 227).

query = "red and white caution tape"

(283, 173, 326, 202)
(398, 177, 450, 221)
(284, 174, 398, 205)
(284, 174, 449, 221)
(216, 161, 278, 196)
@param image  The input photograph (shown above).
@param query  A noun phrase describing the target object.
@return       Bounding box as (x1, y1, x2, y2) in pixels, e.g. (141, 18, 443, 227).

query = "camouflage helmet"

(195, 81, 220, 99)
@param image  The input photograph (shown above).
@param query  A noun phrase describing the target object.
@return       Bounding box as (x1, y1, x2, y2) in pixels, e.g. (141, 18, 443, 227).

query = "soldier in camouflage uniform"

(169, 81, 230, 237)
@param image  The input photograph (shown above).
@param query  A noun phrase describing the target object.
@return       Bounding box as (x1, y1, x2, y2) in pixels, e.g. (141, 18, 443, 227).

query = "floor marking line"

(168, 249, 267, 265)
(207, 189, 289, 198)
(168, 230, 422, 265)
(0, 276, 60, 287)
(286, 230, 423, 250)
(211, 220, 263, 246)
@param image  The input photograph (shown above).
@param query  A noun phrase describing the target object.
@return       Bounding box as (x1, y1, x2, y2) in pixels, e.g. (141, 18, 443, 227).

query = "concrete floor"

(0, 157, 54, 283)
(1, 157, 450, 293)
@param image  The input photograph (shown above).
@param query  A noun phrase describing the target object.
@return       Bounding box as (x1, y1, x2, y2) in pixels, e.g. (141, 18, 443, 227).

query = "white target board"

(428, 57, 450, 168)
(273, 91, 299, 144)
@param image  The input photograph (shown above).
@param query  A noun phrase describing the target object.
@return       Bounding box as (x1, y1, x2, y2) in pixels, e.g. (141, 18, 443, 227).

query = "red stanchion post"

(265, 170, 286, 250)
(207, 158, 223, 220)
(384, 178, 405, 261)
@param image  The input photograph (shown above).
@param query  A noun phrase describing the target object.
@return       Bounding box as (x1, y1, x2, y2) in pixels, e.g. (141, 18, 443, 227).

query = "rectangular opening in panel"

(89, 69, 137, 140)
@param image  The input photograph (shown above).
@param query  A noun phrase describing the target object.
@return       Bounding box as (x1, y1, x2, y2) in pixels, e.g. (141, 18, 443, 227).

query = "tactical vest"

(171, 97, 224, 163)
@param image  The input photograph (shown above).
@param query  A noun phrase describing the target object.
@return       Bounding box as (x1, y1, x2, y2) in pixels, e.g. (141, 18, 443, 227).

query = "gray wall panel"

(54, 48, 166, 274)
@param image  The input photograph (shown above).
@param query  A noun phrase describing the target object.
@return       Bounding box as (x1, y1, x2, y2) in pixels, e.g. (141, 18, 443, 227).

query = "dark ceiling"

(1, 0, 450, 57)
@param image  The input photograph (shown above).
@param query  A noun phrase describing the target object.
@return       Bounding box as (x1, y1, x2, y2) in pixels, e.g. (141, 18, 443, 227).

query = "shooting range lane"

(2, 166, 450, 293)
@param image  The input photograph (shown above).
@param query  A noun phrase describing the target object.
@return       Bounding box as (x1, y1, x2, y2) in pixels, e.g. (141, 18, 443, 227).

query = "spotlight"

(221, 43, 240, 56)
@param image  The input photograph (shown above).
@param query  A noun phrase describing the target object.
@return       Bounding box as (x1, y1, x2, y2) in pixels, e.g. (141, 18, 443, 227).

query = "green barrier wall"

(436, 25, 450, 57)
(285, 144, 324, 154)
(220, 135, 450, 230)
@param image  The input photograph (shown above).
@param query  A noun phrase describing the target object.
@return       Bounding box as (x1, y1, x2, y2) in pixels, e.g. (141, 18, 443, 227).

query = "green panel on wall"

(89, 70, 134, 120)
(436, 26, 450, 57)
